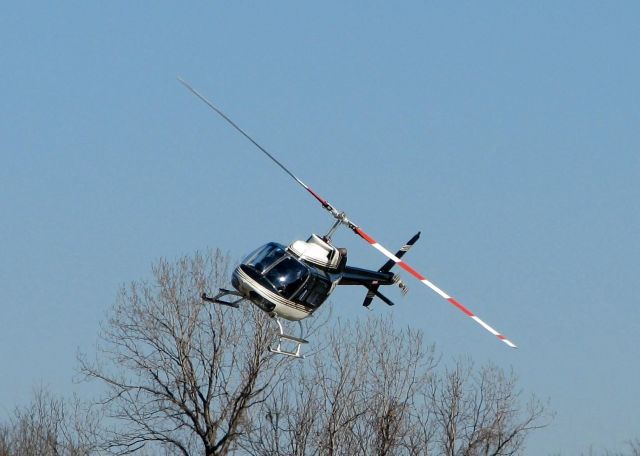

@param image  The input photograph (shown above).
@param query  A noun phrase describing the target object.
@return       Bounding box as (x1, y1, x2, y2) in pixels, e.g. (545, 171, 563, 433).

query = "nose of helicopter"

(231, 267, 249, 296)
(231, 266, 277, 313)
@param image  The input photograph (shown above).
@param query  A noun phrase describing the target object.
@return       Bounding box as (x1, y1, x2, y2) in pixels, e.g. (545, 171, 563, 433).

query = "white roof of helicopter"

(288, 234, 342, 269)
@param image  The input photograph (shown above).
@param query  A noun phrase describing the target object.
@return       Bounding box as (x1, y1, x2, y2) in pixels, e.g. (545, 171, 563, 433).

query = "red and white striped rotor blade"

(353, 226, 517, 348)
(178, 79, 516, 349)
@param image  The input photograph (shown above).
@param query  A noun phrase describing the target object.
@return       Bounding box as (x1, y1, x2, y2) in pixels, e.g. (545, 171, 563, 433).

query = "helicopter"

(179, 78, 517, 358)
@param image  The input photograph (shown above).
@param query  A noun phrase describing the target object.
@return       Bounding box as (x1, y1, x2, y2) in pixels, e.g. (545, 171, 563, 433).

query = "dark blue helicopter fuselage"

(231, 241, 395, 320)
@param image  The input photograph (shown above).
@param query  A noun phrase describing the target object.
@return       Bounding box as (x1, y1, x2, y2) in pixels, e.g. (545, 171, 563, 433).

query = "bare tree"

(244, 317, 549, 456)
(244, 317, 439, 456)
(0, 386, 100, 456)
(75, 247, 548, 456)
(78, 249, 303, 456)
(429, 359, 550, 456)
(0, 423, 11, 456)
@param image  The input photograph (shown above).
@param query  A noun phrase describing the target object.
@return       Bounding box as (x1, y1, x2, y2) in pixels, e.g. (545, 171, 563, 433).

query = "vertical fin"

(362, 232, 420, 307)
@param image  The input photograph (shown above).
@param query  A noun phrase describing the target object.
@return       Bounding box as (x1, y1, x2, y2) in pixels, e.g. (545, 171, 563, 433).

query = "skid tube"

(269, 317, 308, 359)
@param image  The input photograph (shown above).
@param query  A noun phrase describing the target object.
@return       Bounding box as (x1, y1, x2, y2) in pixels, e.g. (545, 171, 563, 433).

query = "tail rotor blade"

(353, 226, 517, 348)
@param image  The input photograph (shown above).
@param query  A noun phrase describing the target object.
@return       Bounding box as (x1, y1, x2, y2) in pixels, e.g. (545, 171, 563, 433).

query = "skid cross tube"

(269, 318, 308, 359)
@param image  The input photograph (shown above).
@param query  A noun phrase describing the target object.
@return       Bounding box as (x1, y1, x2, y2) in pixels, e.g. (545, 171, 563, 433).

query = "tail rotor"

(362, 232, 420, 308)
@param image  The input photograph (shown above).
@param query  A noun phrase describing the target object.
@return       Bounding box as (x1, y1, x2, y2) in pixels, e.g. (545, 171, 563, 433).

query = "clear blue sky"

(1, 2, 638, 454)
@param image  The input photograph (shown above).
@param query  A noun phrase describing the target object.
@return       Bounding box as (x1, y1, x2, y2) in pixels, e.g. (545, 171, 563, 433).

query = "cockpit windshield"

(242, 243, 310, 299)
(243, 242, 287, 274)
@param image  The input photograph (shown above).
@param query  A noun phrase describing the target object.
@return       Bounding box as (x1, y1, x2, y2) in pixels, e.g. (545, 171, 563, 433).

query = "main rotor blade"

(179, 78, 516, 349)
(353, 226, 517, 348)
(177, 77, 336, 213)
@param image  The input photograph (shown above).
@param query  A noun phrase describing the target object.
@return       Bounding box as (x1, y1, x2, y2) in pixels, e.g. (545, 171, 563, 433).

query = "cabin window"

(264, 257, 309, 298)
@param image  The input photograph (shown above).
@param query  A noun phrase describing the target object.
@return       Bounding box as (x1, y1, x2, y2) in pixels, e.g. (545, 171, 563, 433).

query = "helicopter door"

(296, 273, 331, 308)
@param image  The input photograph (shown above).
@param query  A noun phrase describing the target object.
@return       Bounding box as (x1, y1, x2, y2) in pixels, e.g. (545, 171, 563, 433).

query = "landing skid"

(201, 289, 244, 308)
(202, 290, 308, 358)
(269, 318, 308, 359)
